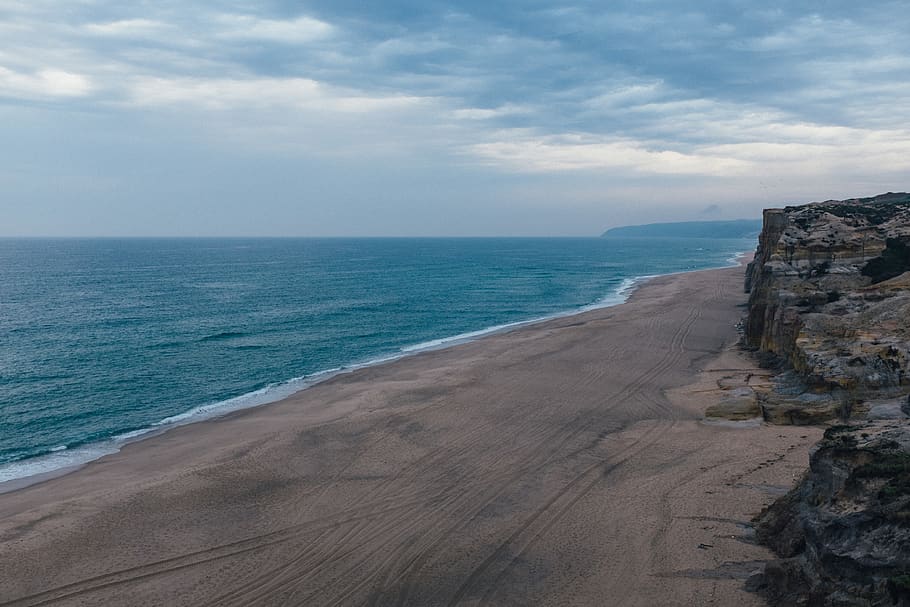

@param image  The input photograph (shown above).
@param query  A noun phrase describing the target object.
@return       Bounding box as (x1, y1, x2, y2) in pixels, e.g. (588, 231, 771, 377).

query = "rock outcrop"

(752, 422, 910, 606)
(744, 193, 910, 422)
(743, 193, 910, 605)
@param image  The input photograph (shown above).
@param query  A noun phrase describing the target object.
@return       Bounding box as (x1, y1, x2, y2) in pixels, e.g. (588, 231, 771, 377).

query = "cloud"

(704, 129, 910, 177)
(84, 19, 170, 38)
(127, 76, 425, 113)
(214, 14, 334, 44)
(468, 133, 752, 175)
(452, 104, 529, 120)
(1, 0, 910, 235)
(0, 66, 92, 98)
(745, 14, 863, 53)
(373, 35, 454, 57)
(700, 204, 721, 215)
(583, 82, 667, 111)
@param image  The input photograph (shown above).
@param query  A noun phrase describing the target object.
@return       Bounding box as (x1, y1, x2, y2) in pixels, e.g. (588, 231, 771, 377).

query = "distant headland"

(602, 218, 763, 239)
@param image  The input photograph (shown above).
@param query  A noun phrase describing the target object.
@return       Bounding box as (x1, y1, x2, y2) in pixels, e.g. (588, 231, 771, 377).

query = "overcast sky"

(1, 0, 908, 236)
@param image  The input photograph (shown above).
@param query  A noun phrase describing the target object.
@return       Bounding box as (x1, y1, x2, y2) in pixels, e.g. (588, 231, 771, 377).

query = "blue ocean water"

(0, 237, 751, 485)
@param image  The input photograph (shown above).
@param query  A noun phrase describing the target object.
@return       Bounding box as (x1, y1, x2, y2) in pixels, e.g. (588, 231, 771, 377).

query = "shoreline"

(0, 251, 749, 494)
(0, 257, 818, 606)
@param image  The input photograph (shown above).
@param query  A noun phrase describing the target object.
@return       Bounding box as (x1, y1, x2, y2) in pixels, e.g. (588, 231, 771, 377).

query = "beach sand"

(0, 264, 821, 606)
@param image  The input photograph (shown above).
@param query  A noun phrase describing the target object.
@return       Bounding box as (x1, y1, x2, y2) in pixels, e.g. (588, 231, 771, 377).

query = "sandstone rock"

(760, 397, 844, 425)
(865, 397, 910, 420)
(746, 195, 910, 605)
(704, 386, 762, 420)
(717, 374, 752, 390)
(745, 193, 910, 421)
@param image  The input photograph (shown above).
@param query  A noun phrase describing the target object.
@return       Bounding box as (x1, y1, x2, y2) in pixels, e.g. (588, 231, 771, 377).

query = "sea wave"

(0, 370, 337, 490)
(0, 443, 119, 488)
(199, 331, 247, 342)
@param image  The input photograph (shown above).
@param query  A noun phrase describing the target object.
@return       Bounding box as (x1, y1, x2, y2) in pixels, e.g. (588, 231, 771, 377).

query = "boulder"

(704, 387, 762, 420)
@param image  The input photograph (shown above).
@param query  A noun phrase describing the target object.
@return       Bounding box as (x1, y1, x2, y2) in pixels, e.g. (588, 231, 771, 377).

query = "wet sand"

(0, 265, 821, 606)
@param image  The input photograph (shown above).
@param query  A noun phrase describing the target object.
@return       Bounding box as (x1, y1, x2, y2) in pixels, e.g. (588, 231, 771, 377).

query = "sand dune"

(0, 265, 820, 606)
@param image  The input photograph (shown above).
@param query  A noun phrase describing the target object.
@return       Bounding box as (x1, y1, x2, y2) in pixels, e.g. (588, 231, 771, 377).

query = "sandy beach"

(0, 264, 821, 606)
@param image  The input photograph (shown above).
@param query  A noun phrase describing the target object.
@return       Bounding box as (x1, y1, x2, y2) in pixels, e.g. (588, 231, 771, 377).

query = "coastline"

(0, 250, 748, 493)
(0, 259, 820, 606)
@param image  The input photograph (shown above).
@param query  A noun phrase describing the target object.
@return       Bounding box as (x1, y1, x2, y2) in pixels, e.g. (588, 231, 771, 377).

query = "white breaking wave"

(399, 276, 647, 353)
(579, 277, 644, 311)
(399, 319, 533, 353)
(0, 443, 119, 487)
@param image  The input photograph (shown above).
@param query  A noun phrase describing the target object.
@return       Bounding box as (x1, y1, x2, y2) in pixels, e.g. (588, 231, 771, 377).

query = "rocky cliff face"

(752, 422, 910, 606)
(744, 193, 910, 605)
(744, 193, 910, 423)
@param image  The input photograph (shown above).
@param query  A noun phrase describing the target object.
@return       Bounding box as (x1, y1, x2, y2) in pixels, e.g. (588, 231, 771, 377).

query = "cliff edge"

(744, 193, 910, 423)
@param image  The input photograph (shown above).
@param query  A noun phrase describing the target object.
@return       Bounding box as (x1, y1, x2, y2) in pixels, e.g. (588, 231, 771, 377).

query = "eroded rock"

(744, 193, 910, 422)
(752, 423, 910, 606)
(744, 195, 910, 605)
(704, 386, 762, 420)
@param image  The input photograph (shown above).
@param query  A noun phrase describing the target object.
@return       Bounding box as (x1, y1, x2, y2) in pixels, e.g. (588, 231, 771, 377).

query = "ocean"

(0, 237, 752, 486)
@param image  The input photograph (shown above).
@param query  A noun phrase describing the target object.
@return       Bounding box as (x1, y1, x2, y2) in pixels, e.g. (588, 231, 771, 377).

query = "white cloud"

(467, 114, 910, 180)
(373, 35, 453, 57)
(127, 76, 425, 113)
(468, 133, 751, 175)
(0, 66, 92, 98)
(84, 19, 170, 37)
(745, 14, 887, 54)
(584, 82, 666, 110)
(704, 128, 910, 176)
(215, 14, 334, 44)
(452, 104, 530, 120)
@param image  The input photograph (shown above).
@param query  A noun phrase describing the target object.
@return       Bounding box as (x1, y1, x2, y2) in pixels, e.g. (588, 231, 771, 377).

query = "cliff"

(744, 193, 910, 423)
(743, 193, 910, 605)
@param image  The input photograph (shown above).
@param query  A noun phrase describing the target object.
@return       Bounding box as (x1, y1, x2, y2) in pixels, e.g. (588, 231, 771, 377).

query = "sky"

(1, 0, 909, 236)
